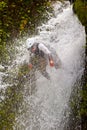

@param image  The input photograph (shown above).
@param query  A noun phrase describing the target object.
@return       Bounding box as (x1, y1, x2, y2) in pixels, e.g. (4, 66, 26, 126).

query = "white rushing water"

(12, 1, 86, 130)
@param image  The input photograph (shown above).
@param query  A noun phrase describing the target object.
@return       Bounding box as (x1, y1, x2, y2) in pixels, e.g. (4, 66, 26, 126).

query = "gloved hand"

(48, 54, 54, 67)
(49, 59, 54, 67)
(28, 63, 33, 69)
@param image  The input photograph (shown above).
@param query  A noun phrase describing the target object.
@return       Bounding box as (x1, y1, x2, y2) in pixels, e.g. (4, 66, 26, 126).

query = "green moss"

(0, 0, 56, 64)
(73, 0, 87, 28)
(79, 84, 87, 116)
(0, 62, 30, 129)
(73, 0, 87, 119)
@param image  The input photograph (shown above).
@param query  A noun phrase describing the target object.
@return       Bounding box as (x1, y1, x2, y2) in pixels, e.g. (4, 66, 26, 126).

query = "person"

(26, 37, 61, 80)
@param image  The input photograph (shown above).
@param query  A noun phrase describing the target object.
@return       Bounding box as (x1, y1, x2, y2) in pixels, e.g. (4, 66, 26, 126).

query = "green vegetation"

(70, 84, 87, 116)
(0, 0, 55, 64)
(73, 1, 87, 129)
(0, 62, 30, 129)
(73, 0, 87, 112)
(80, 84, 87, 116)
(69, 83, 87, 130)
(73, 0, 87, 33)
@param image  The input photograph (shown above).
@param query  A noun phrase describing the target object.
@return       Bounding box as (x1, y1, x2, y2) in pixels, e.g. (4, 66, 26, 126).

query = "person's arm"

(38, 43, 51, 55)
(38, 43, 54, 67)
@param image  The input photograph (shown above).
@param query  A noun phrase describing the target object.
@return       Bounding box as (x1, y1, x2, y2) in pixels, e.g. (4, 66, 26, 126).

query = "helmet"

(26, 38, 35, 49)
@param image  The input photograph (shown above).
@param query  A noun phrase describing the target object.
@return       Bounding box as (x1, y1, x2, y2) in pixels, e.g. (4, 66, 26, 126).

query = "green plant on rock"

(0, 62, 30, 129)
(79, 84, 87, 116)
(0, 0, 55, 65)
(73, 0, 87, 32)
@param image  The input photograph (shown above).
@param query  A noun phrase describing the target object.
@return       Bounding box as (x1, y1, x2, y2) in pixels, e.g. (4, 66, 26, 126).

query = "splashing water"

(6, 1, 86, 130)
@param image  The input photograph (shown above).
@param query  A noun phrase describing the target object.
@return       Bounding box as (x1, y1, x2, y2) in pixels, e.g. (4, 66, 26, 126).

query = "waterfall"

(0, 1, 86, 130)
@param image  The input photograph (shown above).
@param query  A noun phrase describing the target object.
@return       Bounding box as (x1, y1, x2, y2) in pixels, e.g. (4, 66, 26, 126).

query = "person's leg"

(41, 70, 50, 80)
(38, 57, 50, 80)
(40, 61, 50, 80)
(29, 68, 37, 94)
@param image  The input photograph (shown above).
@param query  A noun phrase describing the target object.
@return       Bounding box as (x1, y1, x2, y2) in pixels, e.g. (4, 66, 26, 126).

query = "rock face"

(73, 0, 87, 130)
(69, 0, 76, 4)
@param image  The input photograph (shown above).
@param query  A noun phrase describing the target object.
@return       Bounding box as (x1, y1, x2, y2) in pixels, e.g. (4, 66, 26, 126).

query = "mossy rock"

(73, 0, 87, 32)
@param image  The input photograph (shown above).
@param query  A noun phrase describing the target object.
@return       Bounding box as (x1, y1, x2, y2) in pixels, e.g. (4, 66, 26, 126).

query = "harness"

(34, 43, 45, 57)
(30, 43, 47, 69)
